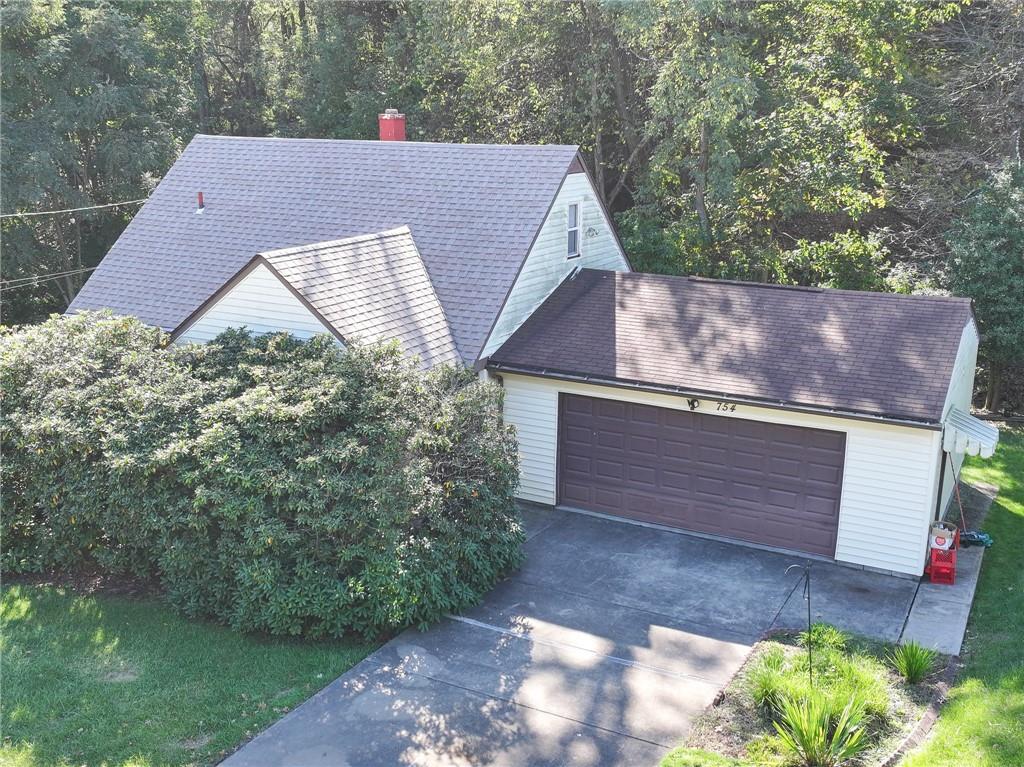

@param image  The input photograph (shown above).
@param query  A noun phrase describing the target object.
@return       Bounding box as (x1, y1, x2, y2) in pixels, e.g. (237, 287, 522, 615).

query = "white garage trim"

(500, 372, 938, 577)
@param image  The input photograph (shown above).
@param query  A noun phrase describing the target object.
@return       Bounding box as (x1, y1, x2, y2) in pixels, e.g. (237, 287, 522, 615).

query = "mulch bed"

(684, 636, 955, 767)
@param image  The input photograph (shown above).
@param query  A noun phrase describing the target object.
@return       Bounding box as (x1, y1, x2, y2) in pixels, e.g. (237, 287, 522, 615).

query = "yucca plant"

(773, 694, 868, 767)
(887, 641, 938, 684)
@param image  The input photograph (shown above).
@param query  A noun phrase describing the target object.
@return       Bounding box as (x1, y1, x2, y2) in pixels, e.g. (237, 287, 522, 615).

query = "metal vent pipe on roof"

(196, 191, 205, 214)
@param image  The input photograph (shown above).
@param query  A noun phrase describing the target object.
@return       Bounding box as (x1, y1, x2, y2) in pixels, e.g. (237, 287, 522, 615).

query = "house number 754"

(716, 401, 737, 412)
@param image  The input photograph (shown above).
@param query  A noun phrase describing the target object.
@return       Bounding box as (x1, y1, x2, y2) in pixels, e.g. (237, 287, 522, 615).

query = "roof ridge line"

(192, 134, 581, 151)
(591, 269, 971, 304)
(258, 226, 412, 259)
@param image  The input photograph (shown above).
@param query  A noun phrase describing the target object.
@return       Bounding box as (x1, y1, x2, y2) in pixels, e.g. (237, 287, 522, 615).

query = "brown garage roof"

(488, 270, 974, 424)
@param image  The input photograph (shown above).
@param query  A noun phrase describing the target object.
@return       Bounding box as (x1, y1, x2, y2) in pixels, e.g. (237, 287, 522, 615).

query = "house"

(69, 111, 998, 578)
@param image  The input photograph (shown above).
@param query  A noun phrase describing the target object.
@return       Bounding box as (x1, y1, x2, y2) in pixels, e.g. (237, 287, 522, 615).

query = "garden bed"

(664, 627, 952, 767)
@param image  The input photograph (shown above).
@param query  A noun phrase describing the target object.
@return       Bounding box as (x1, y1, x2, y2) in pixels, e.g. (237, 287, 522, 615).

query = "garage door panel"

(594, 459, 624, 482)
(768, 456, 802, 478)
(804, 494, 840, 516)
(807, 462, 843, 484)
(662, 440, 693, 460)
(592, 485, 623, 507)
(628, 403, 661, 424)
(560, 480, 593, 504)
(660, 468, 692, 492)
(696, 445, 729, 465)
(558, 394, 844, 557)
(564, 424, 592, 444)
(700, 417, 731, 437)
(628, 434, 659, 455)
(564, 395, 593, 415)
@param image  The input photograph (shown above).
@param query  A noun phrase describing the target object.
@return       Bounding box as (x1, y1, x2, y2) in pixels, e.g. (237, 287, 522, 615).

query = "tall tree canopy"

(2, 0, 1022, 408)
(946, 167, 1024, 412)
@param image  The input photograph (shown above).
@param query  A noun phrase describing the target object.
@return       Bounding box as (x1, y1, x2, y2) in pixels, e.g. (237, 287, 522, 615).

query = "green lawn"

(902, 426, 1024, 767)
(0, 585, 375, 767)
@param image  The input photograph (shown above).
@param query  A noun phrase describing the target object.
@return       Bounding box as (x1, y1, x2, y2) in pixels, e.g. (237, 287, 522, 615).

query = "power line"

(0, 267, 98, 292)
(3, 265, 99, 287)
(0, 198, 148, 219)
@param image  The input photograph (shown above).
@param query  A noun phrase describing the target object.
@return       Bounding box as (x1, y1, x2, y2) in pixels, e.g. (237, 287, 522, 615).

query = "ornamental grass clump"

(745, 628, 889, 722)
(1, 312, 524, 639)
(772, 692, 868, 767)
(887, 641, 938, 684)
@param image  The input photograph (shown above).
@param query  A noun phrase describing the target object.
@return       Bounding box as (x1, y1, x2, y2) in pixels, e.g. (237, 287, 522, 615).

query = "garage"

(558, 394, 846, 556)
(488, 269, 989, 576)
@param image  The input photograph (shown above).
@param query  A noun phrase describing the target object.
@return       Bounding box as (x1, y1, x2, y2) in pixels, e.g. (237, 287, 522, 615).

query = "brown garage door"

(558, 394, 846, 557)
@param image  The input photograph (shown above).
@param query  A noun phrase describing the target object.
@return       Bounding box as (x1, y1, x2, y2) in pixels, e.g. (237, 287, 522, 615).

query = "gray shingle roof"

(489, 269, 974, 423)
(251, 227, 460, 368)
(68, 134, 580, 363)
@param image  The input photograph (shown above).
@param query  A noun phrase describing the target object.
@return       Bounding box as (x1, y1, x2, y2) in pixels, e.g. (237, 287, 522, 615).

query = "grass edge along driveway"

(901, 426, 1024, 767)
(1, 585, 376, 767)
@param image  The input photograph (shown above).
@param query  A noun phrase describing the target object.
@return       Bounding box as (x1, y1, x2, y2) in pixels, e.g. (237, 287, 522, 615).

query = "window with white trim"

(566, 202, 581, 258)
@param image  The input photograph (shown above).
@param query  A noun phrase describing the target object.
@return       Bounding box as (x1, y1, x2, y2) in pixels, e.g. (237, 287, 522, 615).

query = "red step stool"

(925, 527, 959, 585)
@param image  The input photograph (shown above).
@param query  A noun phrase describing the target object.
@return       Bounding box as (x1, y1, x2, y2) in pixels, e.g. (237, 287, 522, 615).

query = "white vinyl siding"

(481, 172, 629, 357)
(499, 373, 938, 576)
(938, 320, 980, 515)
(176, 263, 335, 344)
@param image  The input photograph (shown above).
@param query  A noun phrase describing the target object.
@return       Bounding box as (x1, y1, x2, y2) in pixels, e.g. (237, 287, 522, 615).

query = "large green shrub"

(1, 313, 202, 575)
(1, 313, 523, 638)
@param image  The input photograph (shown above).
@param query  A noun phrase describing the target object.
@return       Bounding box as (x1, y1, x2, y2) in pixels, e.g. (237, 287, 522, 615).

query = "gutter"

(486, 362, 943, 431)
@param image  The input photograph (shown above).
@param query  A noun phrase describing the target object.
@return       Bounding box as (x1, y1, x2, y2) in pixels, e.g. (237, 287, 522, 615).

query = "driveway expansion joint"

(508, 575, 758, 644)
(444, 613, 727, 687)
(368, 650, 674, 750)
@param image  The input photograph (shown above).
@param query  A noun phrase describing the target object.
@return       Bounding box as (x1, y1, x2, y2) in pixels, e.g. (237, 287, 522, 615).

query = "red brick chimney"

(378, 109, 406, 141)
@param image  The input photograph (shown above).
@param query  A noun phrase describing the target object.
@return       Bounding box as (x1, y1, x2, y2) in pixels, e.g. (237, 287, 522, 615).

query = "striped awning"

(942, 407, 999, 458)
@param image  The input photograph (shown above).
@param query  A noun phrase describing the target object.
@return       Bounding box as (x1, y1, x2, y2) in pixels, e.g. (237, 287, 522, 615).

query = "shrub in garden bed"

(680, 625, 948, 767)
(1, 312, 523, 638)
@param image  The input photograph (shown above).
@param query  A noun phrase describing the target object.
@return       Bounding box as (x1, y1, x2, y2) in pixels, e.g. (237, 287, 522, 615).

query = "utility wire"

(0, 198, 148, 219)
(0, 267, 98, 291)
(2, 265, 99, 287)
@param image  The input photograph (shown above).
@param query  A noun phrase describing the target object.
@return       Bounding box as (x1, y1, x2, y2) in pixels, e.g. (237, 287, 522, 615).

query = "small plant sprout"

(887, 641, 938, 684)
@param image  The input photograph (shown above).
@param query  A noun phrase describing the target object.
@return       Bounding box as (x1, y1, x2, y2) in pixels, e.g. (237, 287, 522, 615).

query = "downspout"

(933, 449, 948, 522)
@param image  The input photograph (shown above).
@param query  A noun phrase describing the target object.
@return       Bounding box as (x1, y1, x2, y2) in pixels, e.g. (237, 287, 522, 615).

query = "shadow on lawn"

(1, 584, 374, 767)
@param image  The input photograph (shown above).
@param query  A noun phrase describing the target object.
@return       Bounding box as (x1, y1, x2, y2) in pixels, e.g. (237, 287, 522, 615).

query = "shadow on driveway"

(221, 505, 918, 766)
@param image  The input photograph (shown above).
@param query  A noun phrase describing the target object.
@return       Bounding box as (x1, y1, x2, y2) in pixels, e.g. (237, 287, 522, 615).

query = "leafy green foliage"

(945, 166, 1024, 411)
(798, 623, 850, 654)
(0, 0, 187, 323)
(772, 693, 868, 767)
(2, 0, 1018, 417)
(744, 633, 889, 721)
(887, 641, 938, 684)
(1, 312, 523, 638)
(782, 233, 889, 291)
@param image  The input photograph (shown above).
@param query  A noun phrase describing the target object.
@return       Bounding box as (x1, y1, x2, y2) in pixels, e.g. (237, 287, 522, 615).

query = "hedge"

(1, 312, 524, 638)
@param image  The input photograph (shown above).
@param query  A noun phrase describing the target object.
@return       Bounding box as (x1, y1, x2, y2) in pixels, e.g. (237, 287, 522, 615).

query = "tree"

(0, 0, 188, 324)
(945, 167, 1024, 411)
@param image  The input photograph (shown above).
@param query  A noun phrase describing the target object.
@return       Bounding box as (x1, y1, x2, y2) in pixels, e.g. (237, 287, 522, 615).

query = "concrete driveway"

(222, 505, 919, 767)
